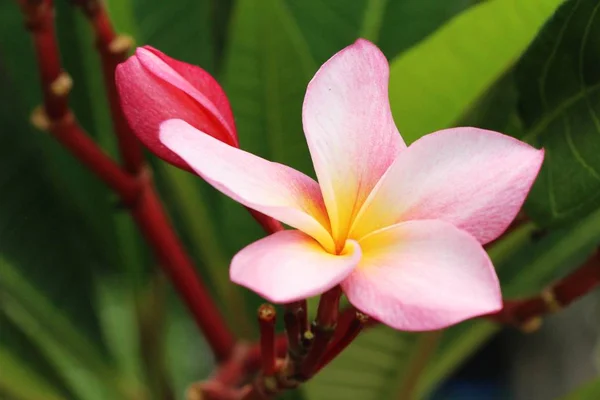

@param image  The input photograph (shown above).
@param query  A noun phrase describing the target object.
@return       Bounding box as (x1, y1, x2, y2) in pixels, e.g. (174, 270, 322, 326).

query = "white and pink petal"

(302, 39, 405, 246)
(231, 230, 361, 303)
(342, 219, 501, 331)
(351, 127, 544, 244)
(160, 119, 335, 251)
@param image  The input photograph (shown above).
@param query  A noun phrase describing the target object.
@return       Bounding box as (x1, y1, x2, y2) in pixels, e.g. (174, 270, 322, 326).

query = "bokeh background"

(1, 0, 599, 399)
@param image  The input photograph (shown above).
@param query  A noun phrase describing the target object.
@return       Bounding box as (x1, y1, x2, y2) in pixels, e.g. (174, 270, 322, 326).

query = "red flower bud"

(116, 46, 238, 171)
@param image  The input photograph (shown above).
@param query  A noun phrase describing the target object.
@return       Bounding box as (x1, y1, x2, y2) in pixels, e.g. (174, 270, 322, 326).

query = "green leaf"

(376, 0, 475, 57)
(284, 0, 477, 64)
(131, 0, 215, 72)
(0, 314, 74, 400)
(0, 345, 67, 400)
(459, 70, 524, 137)
(388, 0, 564, 144)
(0, 258, 132, 400)
(560, 378, 600, 400)
(517, 0, 600, 226)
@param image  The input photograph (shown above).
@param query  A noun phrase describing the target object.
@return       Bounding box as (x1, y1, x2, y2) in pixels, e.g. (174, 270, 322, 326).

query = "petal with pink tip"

(351, 127, 544, 244)
(160, 119, 335, 252)
(342, 220, 501, 331)
(302, 39, 405, 246)
(231, 230, 361, 303)
(116, 46, 237, 171)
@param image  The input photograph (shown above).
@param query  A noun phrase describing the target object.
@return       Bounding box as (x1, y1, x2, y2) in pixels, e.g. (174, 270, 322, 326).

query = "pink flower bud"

(116, 46, 238, 171)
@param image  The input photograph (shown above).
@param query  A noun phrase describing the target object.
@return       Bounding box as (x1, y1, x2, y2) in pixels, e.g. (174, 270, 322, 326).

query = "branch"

(488, 249, 600, 330)
(71, 0, 143, 173)
(17, 0, 235, 361)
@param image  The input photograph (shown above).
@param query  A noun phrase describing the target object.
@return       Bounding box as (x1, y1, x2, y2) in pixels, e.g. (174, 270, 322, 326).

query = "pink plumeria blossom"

(158, 39, 544, 331)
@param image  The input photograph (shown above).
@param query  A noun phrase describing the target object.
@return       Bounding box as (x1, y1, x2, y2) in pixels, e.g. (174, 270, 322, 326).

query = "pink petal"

(231, 230, 361, 303)
(342, 220, 501, 331)
(115, 46, 237, 171)
(160, 119, 335, 252)
(302, 39, 405, 247)
(351, 127, 544, 244)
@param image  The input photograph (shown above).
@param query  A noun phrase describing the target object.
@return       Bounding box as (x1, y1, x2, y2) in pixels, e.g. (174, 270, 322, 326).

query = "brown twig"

(17, 0, 235, 361)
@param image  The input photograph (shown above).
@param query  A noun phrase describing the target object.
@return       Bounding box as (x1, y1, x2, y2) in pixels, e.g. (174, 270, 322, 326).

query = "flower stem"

(258, 304, 277, 377)
(314, 308, 369, 373)
(298, 287, 342, 380)
(71, 0, 143, 173)
(487, 249, 600, 330)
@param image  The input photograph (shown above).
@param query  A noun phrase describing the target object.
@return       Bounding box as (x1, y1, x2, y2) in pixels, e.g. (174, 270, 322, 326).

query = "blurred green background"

(1, 0, 599, 399)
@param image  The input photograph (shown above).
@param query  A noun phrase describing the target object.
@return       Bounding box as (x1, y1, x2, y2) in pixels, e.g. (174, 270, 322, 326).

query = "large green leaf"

(284, 0, 478, 65)
(517, 0, 600, 226)
(388, 0, 564, 144)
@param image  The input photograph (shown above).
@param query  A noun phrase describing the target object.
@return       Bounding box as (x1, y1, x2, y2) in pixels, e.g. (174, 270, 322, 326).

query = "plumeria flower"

(120, 39, 544, 331)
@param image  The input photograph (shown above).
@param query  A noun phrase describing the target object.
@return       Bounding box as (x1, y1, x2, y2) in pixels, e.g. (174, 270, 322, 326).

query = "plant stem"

(244, 336, 287, 374)
(488, 249, 600, 329)
(298, 287, 342, 380)
(17, 0, 236, 361)
(72, 0, 143, 173)
(257, 304, 277, 377)
(314, 309, 369, 373)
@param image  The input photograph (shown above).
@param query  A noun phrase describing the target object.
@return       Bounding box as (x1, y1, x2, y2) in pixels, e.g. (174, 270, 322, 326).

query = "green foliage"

(517, 0, 600, 226)
(2, 0, 600, 399)
(388, 0, 564, 143)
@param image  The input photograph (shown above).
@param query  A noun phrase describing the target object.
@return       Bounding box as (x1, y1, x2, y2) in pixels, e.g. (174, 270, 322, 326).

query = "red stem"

(315, 309, 368, 373)
(132, 177, 235, 359)
(299, 287, 341, 379)
(257, 304, 277, 376)
(48, 111, 140, 204)
(72, 0, 144, 173)
(17, 0, 66, 120)
(244, 335, 287, 374)
(18, 0, 235, 361)
(488, 250, 600, 327)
